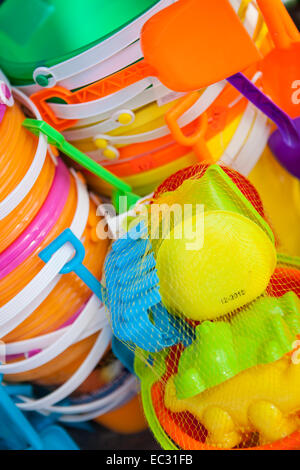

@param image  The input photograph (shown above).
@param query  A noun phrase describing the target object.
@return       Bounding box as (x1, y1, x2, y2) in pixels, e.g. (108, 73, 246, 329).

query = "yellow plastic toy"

(165, 355, 300, 449)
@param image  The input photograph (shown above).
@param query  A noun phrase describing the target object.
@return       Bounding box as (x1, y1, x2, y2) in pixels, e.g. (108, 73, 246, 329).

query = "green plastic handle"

(277, 253, 300, 269)
(23, 118, 140, 211)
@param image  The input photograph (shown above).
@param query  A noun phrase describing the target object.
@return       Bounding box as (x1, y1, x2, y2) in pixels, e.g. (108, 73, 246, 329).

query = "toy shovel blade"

(257, 0, 300, 118)
(141, 0, 261, 91)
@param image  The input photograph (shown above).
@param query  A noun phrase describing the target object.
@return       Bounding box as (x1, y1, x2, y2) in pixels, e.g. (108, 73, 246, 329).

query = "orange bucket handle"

(165, 92, 213, 163)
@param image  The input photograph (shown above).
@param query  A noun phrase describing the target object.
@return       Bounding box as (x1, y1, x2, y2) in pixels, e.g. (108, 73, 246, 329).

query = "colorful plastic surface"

(174, 292, 300, 399)
(0, 0, 159, 83)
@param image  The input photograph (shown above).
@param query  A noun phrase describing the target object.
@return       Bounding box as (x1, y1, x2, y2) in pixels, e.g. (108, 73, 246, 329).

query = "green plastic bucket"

(0, 0, 159, 84)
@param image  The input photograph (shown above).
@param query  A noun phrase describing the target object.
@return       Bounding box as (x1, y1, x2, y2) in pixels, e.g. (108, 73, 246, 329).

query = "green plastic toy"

(23, 118, 140, 212)
(0, 0, 159, 84)
(277, 253, 300, 269)
(174, 292, 300, 399)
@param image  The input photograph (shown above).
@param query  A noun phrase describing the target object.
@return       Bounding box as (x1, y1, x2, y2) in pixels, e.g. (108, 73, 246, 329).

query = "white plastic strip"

(243, 2, 259, 37)
(19, 41, 144, 95)
(18, 0, 177, 94)
(17, 0, 256, 101)
(0, 88, 48, 220)
(0, 278, 59, 339)
(220, 104, 256, 166)
(0, 172, 89, 327)
(230, 0, 243, 11)
(45, 0, 257, 126)
(40, 374, 138, 415)
(232, 109, 271, 176)
(77, 84, 171, 127)
(0, 82, 14, 108)
(19, 374, 138, 422)
(51, 81, 172, 122)
(51, 77, 152, 121)
(0, 297, 106, 374)
(80, 81, 227, 155)
(17, 0, 245, 95)
(0, 70, 13, 98)
(5, 304, 107, 356)
(17, 325, 112, 410)
(56, 376, 138, 421)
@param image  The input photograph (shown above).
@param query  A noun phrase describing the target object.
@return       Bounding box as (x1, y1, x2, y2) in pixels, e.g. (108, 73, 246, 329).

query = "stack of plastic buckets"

(0, 0, 274, 198)
(3, 0, 297, 260)
(0, 0, 299, 450)
(0, 76, 146, 434)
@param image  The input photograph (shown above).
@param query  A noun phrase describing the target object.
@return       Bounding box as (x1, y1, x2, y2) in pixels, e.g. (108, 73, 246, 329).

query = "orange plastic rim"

(2, 194, 110, 342)
(0, 154, 55, 253)
(0, 103, 35, 200)
(0, 100, 55, 253)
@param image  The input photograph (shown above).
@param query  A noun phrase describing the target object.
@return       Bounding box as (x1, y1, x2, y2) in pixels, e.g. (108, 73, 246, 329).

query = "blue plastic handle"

(39, 228, 104, 301)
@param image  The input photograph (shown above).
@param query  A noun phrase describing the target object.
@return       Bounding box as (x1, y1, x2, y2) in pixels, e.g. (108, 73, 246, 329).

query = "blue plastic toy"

(0, 375, 79, 450)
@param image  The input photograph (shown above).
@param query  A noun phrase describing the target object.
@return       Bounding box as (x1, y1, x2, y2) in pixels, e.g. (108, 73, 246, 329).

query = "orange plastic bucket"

(0, 169, 77, 309)
(95, 394, 148, 434)
(0, 102, 55, 252)
(0, 103, 35, 198)
(5, 333, 100, 385)
(2, 195, 109, 342)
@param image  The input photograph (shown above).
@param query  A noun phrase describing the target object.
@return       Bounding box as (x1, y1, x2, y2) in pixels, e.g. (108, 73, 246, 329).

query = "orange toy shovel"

(141, 0, 300, 179)
(141, 0, 261, 162)
(141, 0, 261, 92)
(257, 0, 300, 119)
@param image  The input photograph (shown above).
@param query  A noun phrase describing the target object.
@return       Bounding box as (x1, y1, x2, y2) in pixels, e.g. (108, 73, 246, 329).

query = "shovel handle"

(256, 0, 299, 49)
(227, 73, 300, 147)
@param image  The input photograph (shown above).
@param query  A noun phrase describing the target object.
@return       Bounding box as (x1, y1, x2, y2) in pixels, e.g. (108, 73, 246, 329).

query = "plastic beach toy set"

(0, 0, 299, 450)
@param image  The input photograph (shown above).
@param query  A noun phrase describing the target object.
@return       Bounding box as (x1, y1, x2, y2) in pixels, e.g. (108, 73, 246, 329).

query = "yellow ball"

(156, 210, 276, 321)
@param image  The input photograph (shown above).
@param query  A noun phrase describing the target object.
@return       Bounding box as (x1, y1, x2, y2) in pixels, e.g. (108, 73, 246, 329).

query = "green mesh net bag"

(103, 163, 300, 450)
